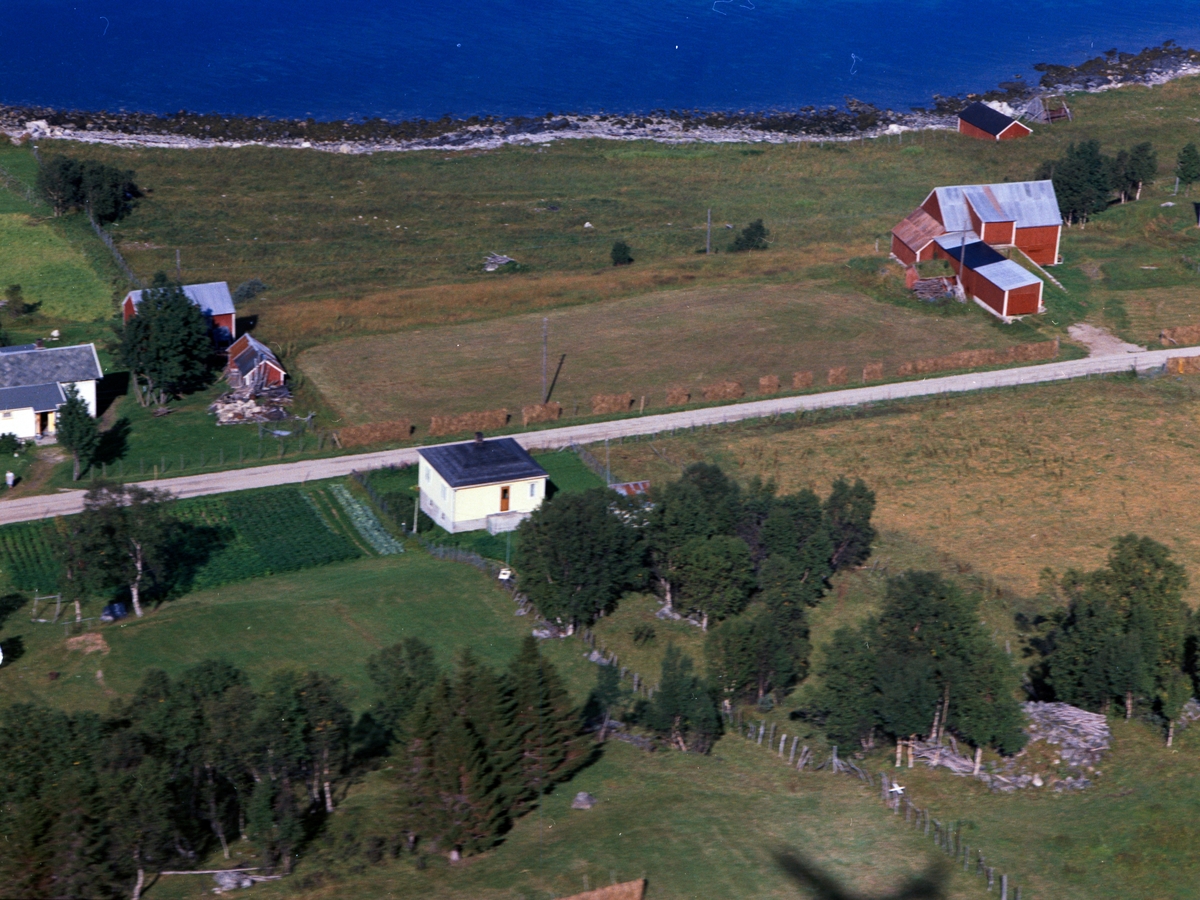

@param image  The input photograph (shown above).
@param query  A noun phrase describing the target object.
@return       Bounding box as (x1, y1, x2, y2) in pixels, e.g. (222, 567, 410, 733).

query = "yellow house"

(417, 434, 548, 534)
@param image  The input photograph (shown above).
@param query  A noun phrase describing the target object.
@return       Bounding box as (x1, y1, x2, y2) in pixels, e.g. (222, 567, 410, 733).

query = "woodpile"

(702, 381, 744, 402)
(208, 385, 292, 425)
(862, 362, 884, 382)
(591, 392, 634, 415)
(793, 371, 814, 389)
(665, 387, 691, 406)
(335, 420, 413, 448)
(1166, 356, 1200, 375)
(1160, 325, 1200, 346)
(758, 374, 780, 394)
(429, 408, 509, 436)
(912, 276, 956, 301)
(897, 339, 1058, 377)
(827, 366, 848, 386)
(521, 402, 562, 426)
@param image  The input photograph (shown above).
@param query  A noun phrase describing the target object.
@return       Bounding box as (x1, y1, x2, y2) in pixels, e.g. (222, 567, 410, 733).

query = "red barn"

(957, 101, 1032, 141)
(122, 282, 236, 343)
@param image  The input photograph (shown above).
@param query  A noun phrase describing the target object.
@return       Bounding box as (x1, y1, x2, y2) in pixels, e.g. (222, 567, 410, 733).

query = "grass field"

(300, 281, 1032, 424)
(19, 77, 1200, 351)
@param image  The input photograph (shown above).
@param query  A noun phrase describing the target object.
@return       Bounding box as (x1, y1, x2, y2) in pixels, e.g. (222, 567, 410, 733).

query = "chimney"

(34, 339, 44, 349)
(474, 431, 484, 446)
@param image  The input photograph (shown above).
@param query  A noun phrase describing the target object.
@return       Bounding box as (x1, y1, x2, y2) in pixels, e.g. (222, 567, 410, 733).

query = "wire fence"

(88, 211, 143, 287)
(736, 715, 1029, 899)
(0, 163, 38, 206)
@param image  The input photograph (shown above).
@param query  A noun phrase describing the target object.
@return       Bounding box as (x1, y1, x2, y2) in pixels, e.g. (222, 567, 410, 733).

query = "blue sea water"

(3, 1, 1200, 121)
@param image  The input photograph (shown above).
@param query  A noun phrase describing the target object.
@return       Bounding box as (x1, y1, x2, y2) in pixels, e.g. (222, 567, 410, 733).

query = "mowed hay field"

(0, 213, 113, 321)
(600, 374, 1200, 604)
(299, 281, 1028, 425)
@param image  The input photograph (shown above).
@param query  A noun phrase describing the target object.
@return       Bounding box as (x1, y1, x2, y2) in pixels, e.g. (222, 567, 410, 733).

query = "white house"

(417, 434, 548, 534)
(0, 342, 103, 439)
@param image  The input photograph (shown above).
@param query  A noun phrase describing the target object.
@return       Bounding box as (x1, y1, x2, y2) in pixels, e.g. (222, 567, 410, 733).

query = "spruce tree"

(56, 383, 99, 481)
(730, 219, 769, 251)
(507, 637, 588, 810)
(367, 637, 439, 741)
(810, 625, 879, 746)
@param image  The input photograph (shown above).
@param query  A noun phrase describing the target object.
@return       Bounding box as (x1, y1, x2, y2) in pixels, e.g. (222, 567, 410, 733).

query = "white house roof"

(974, 260, 1043, 291)
(0, 344, 103, 389)
(126, 281, 236, 317)
(928, 181, 1061, 232)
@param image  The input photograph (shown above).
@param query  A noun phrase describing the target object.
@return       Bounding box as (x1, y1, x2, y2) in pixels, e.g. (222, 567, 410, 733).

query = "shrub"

(730, 219, 769, 252)
(232, 279, 270, 304)
(610, 240, 634, 266)
(0, 434, 20, 456)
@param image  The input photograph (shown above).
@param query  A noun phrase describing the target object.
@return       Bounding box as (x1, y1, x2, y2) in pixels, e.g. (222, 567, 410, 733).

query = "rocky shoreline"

(3, 43, 1198, 156)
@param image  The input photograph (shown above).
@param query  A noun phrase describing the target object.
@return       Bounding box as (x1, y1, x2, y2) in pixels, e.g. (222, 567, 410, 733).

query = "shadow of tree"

(151, 520, 229, 603)
(772, 849, 949, 900)
(0, 635, 25, 667)
(96, 417, 132, 465)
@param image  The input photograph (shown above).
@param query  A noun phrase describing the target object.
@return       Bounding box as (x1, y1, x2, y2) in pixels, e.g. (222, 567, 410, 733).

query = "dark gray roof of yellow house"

(419, 437, 547, 489)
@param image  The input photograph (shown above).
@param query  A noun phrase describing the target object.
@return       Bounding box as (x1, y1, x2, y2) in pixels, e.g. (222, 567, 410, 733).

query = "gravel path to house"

(2, 342, 1197, 526)
(1067, 323, 1145, 357)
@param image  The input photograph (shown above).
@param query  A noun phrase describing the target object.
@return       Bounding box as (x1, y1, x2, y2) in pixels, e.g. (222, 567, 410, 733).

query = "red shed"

(957, 102, 1032, 141)
(225, 334, 286, 390)
(933, 234, 1044, 319)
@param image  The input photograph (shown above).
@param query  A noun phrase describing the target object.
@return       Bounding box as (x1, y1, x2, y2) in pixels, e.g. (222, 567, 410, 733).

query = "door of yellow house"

(500, 485, 510, 512)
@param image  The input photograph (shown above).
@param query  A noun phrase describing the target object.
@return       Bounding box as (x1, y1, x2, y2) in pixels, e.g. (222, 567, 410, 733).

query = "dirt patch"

(66, 633, 109, 654)
(1068, 324, 1143, 357)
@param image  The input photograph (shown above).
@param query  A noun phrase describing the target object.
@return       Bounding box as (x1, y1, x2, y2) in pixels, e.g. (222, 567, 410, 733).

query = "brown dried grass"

(758, 374, 781, 394)
(863, 362, 884, 382)
(591, 393, 634, 415)
(827, 366, 849, 386)
(1167, 356, 1200, 375)
(703, 381, 745, 402)
(66, 634, 109, 654)
(793, 371, 814, 389)
(560, 880, 646, 900)
(1161, 325, 1200, 347)
(336, 420, 413, 448)
(666, 387, 691, 406)
(522, 402, 562, 426)
(429, 409, 509, 437)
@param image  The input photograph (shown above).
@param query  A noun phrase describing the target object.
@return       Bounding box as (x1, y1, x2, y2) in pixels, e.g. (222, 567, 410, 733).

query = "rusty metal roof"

(891, 207, 945, 250)
(608, 480, 650, 497)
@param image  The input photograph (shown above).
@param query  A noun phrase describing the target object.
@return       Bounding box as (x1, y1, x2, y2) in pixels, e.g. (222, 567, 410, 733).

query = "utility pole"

(175, 249, 182, 280)
(706, 208, 712, 254)
(541, 317, 548, 403)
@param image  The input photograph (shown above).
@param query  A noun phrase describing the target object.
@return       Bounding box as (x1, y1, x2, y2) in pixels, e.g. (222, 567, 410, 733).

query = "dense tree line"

(1035, 140, 1157, 224)
(0, 661, 353, 898)
(36, 155, 140, 223)
(0, 636, 589, 896)
(515, 464, 877, 709)
(1039, 535, 1198, 744)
